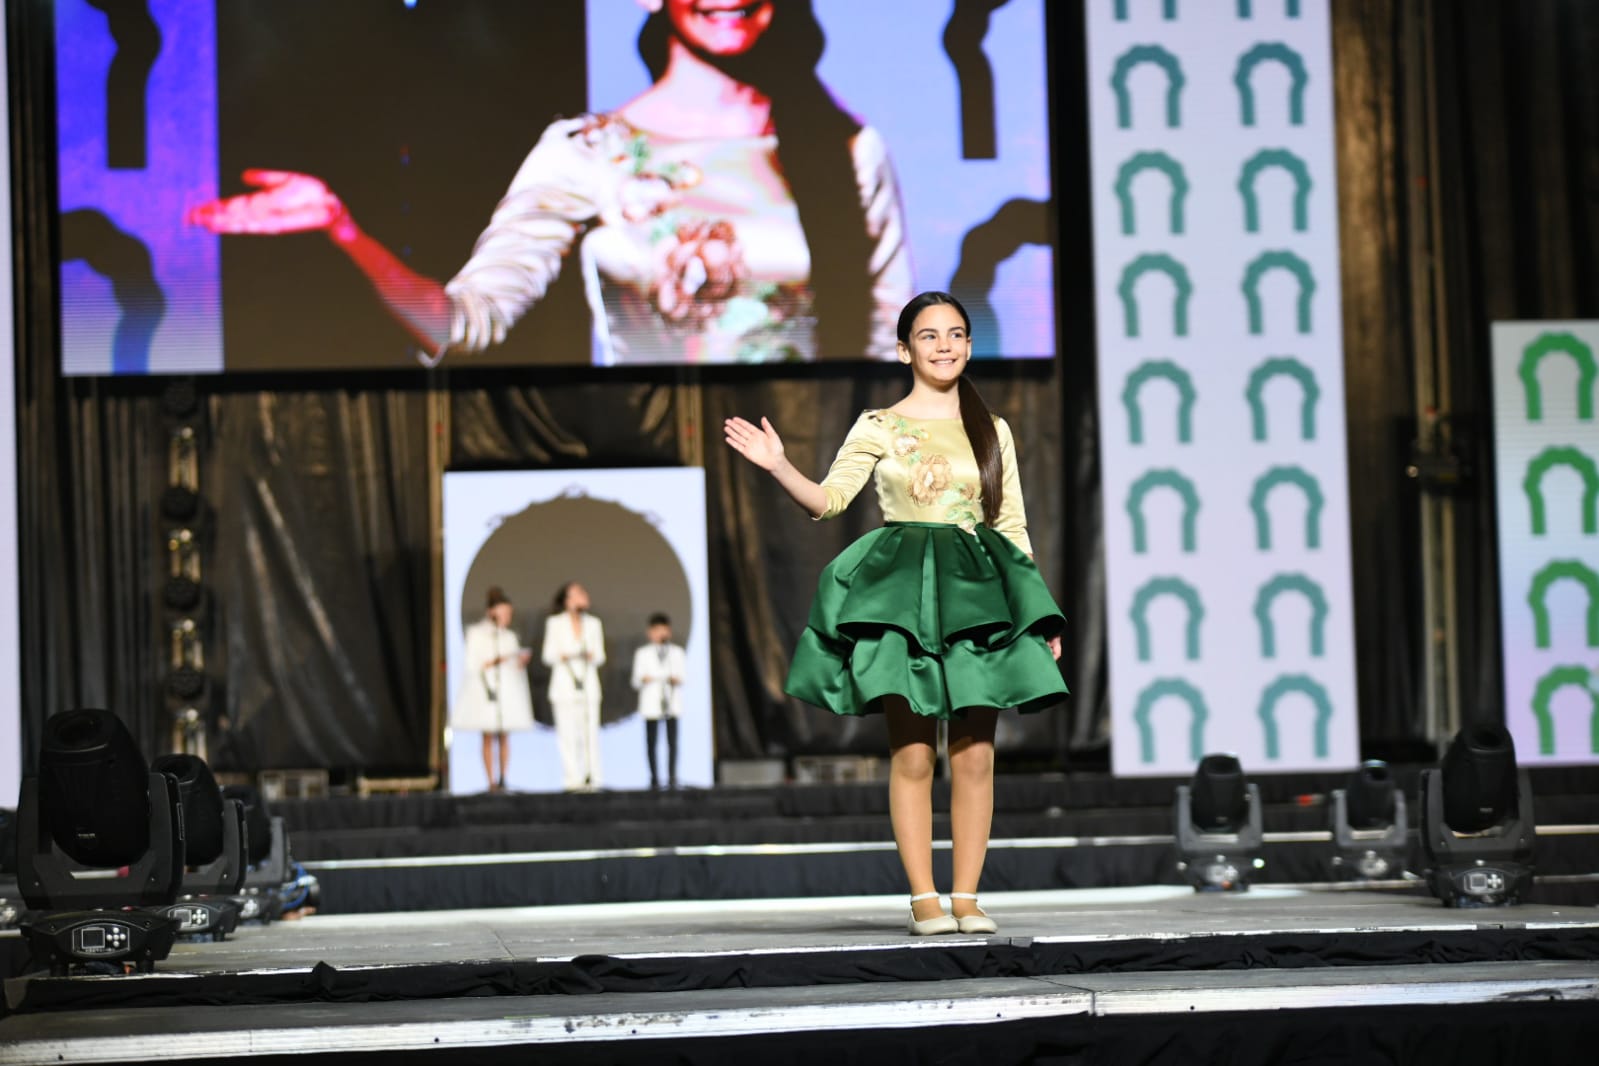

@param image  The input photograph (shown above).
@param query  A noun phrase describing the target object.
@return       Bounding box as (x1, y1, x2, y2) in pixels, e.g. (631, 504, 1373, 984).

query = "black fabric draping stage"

(10, 901, 1599, 1016)
(3, 890, 1597, 1064)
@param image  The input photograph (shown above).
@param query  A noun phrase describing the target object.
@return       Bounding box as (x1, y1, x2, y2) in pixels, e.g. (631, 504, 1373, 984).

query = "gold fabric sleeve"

(993, 417, 1034, 556)
(816, 414, 886, 520)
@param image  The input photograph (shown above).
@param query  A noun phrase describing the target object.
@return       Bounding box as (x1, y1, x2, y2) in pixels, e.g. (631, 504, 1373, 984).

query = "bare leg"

(480, 733, 497, 791)
(948, 708, 998, 919)
(886, 696, 942, 921)
(496, 732, 511, 788)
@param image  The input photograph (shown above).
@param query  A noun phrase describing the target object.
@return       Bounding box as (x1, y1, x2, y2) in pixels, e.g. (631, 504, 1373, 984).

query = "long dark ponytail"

(896, 292, 1002, 525)
(637, 3, 873, 358)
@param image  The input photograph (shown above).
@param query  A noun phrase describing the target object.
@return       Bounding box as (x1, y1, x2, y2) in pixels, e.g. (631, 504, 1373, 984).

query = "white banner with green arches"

(1492, 322, 1599, 765)
(1087, 0, 1359, 776)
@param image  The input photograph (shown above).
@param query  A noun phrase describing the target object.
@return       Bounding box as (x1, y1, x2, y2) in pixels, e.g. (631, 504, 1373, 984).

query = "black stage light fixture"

(1420, 724, 1536, 907)
(1328, 760, 1408, 881)
(1174, 753, 1264, 892)
(0, 808, 18, 930)
(161, 424, 201, 522)
(16, 710, 184, 974)
(150, 754, 246, 941)
(164, 528, 203, 611)
(223, 785, 290, 923)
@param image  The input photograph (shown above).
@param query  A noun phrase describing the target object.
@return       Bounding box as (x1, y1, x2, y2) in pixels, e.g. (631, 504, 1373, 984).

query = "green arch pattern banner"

(1089, 0, 1358, 775)
(1491, 322, 1599, 767)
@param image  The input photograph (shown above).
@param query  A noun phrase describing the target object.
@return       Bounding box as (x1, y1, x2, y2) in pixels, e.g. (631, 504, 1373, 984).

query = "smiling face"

(665, 0, 777, 57)
(563, 583, 591, 613)
(897, 303, 972, 388)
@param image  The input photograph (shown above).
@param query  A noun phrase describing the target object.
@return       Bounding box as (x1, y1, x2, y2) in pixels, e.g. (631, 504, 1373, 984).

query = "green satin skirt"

(784, 521, 1068, 720)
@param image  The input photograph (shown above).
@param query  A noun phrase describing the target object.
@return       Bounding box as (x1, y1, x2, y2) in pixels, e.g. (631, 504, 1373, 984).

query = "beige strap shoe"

(907, 892, 959, 935)
(950, 892, 998, 935)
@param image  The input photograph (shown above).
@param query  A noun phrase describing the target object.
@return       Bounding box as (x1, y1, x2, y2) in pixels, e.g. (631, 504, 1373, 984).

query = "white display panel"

(443, 468, 712, 793)
(1491, 322, 1599, 765)
(1086, 0, 1359, 775)
(1, 0, 21, 805)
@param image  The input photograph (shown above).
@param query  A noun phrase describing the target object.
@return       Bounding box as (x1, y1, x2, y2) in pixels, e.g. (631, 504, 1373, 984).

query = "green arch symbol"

(1531, 665, 1599, 755)
(1523, 446, 1599, 536)
(1258, 674, 1332, 759)
(1116, 152, 1189, 236)
(1127, 469, 1200, 554)
(1239, 149, 1312, 232)
(1529, 560, 1599, 649)
(1237, 0, 1303, 16)
(1133, 677, 1208, 763)
(1131, 577, 1204, 662)
(1124, 360, 1196, 444)
(1246, 357, 1319, 441)
(1116, 0, 1178, 19)
(1236, 43, 1309, 126)
(1119, 253, 1192, 338)
(1243, 250, 1315, 335)
(1250, 466, 1324, 550)
(1519, 332, 1597, 422)
(1254, 573, 1328, 658)
(1111, 45, 1185, 129)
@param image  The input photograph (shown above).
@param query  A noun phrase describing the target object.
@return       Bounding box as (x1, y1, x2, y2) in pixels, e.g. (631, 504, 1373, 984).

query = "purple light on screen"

(56, 0, 221, 375)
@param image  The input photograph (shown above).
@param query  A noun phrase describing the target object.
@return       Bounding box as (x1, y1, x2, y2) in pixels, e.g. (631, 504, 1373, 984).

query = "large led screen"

(57, 0, 1056, 374)
(1, 0, 20, 803)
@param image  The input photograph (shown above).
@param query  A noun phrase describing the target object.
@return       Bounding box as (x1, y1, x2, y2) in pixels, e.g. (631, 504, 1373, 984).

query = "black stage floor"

(3, 887, 1597, 1064)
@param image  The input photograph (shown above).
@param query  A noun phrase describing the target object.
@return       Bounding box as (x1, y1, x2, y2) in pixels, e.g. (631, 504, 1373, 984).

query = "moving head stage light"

(16, 709, 184, 974)
(1174, 753, 1264, 892)
(224, 785, 291, 922)
(1329, 760, 1409, 881)
(150, 754, 246, 940)
(0, 808, 18, 929)
(1420, 724, 1536, 907)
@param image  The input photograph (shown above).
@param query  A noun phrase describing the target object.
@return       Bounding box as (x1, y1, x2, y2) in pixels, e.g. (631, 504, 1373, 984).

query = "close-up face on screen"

(55, 0, 1056, 375)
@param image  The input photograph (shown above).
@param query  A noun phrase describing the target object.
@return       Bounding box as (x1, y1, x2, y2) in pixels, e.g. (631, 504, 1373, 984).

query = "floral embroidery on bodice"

(870, 411, 984, 532)
(813, 408, 1034, 554)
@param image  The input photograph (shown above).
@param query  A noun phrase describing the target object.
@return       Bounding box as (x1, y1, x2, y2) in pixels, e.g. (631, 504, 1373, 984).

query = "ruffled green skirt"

(784, 521, 1068, 719)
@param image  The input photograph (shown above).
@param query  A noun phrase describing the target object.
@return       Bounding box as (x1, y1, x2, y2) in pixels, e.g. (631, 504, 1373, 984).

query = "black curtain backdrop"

(11, 2, 1599, 775)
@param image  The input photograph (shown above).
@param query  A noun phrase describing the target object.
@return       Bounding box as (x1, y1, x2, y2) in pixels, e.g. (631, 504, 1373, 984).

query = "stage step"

(3, 962, 1596, 1064)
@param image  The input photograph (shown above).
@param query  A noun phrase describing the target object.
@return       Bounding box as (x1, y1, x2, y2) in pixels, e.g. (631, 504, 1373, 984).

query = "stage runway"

(2, 887, 1597, 1063)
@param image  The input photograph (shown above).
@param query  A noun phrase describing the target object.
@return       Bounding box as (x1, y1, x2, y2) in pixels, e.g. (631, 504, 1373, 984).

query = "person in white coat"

(631, 613, 687, 790)
(542, 581, 605, 791)
(453, 587, 534, 792)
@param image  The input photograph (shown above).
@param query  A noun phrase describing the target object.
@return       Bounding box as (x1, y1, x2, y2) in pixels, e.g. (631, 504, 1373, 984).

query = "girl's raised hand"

(188, 169, 348, 235)
(723, 416, 786, 472)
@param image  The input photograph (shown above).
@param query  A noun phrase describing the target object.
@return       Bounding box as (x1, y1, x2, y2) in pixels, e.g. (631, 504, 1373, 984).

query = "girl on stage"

(723, 291, 1066, 934)
(453, 587, 535, 792)
(542, 581, 607, 791)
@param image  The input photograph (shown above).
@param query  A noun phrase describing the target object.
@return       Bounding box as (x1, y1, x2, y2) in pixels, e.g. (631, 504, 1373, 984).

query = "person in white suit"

(542, 581, 605, 791)
(631, 613, 687, 790)
(453, 587, 534, 792)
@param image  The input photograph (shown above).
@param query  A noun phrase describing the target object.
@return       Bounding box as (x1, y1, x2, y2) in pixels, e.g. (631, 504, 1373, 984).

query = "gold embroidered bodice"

(816, 409, 1033, 555)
